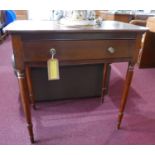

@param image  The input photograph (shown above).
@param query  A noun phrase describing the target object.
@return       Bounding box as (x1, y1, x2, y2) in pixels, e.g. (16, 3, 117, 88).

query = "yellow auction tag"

(47, 58, 60, 80)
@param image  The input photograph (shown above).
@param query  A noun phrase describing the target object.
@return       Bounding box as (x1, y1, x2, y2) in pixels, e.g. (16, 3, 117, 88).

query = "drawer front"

(23, 40, 135, 62)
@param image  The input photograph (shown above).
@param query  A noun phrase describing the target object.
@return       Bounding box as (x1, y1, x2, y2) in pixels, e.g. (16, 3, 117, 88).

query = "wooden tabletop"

(4, 20, 147, 33)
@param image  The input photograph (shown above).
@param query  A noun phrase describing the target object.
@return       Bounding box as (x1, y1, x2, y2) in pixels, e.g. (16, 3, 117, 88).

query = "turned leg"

(117, 62, 134, 129)
(101, 63, 109, 103)
(25, 66, 36, 109)
(17, 70, 35, 143)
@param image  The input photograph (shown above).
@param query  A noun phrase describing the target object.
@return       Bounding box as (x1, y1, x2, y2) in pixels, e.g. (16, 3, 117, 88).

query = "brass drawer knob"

(49, 48, 56, 58)
(107, 47, 115, 54)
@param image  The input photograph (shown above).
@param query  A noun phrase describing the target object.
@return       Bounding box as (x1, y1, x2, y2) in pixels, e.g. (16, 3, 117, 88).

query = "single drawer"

(23, 40, 135, 62)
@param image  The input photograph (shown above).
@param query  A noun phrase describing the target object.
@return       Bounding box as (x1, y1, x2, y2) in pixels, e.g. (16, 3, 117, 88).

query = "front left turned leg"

(117, 63, 134, 129)
(17, 70, 35, 143)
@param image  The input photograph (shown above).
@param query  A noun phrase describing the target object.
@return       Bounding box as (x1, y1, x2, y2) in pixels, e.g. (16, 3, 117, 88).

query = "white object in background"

(28, 10, 52, 21)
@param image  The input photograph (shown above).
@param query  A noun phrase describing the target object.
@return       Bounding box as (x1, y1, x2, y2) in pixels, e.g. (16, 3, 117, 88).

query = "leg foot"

(28, 124, 35, 143)
(117, 112, 123, 129)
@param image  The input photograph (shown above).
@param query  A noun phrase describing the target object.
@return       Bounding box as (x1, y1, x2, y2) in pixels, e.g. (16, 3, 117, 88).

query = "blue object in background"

(5, 10, 16, 25)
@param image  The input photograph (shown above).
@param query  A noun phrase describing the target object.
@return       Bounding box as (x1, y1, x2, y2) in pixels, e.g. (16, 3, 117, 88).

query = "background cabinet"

(14, 10, 28, 20)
